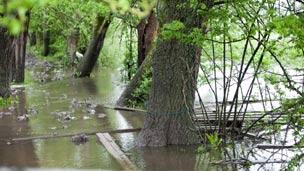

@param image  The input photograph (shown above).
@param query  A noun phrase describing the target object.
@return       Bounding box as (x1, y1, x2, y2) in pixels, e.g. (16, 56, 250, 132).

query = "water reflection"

(80, 78, 98, 95)
(0, 69, 126, 169)
(139, 146, 197, 171)
(0, 90, 38, 167)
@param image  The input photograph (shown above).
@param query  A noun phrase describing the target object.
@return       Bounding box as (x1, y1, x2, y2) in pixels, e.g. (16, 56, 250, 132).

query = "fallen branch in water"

(10, 128, 141, 142)
(211, 159, 288, 165)
(104, 105, 147, 113)
(242, 132, 269, 141)
(256, 144, 304, 149)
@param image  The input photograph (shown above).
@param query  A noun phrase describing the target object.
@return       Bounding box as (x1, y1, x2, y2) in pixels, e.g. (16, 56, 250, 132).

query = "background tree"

(0, 0, 39, 96)
(137, 10, 158, 67)
(0, 27, 14, 98)
(116, 10, 158, 107)
(76, 14, 112, 77)
(14, 11, 31, 83)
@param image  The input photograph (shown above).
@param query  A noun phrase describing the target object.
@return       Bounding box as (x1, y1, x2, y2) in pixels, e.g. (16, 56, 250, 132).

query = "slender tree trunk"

(127, 26, 134, 80)
(137, 11, 158, 68)
(76, 15, 111, 77)
(10, 49, 16, 83)
(116, 53, 152, 107)
(67, 28, 80, 65)
(116, 12, 159, 106)
(15, 11, 30, 83)
(43, 30, 50, 56)
(36, 32, 43, 45)
(0, 27, 14, 97)
(137, 0, 202, 146)
(29, 32, 36, 46)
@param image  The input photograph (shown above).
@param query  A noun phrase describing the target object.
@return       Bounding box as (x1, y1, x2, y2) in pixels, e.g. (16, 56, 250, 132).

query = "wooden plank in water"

(96, 133, 138, 170)
(104, 105, 146, 113)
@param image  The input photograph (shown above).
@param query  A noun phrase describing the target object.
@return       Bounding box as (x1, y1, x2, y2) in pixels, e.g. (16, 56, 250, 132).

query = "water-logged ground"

(0, 68, 216, 170)
(0, 64, 303, 170)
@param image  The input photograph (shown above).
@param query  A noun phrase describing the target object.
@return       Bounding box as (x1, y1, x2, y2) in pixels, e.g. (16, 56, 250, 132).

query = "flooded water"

(0, 68, 140, 170)
(0, 67, 303, 171)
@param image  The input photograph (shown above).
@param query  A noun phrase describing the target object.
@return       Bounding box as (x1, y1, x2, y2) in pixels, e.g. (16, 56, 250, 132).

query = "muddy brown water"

(0, 68, 302, 171)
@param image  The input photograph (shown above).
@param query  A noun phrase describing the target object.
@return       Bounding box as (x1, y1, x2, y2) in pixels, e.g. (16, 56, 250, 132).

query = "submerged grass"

(0, 96, 14, 108)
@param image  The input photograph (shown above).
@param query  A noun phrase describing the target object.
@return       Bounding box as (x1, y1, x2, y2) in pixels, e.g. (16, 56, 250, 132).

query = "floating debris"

(97, 113, 106, 119)
(50, 127, 57, 130)
(4, 112, 12, 116)
(70, 98, 83, 108)
(17, 115, 29, 121)
(27, 107, 38, 115)
(88, 109, 96, 115)
(85, 100, 98, 109)
(60, 94, 68, 100)
(52, 69, 65, 81)
(63, 115, 76, 121)
(33, 71, 49, 83)
(0, 112, 11, 118)
(71, 133, 89, 145)
(51, 111, 76, 122)
(8, 106, 15, 111)
(83, 116, 91, 120)
(42, 61, 53, 69)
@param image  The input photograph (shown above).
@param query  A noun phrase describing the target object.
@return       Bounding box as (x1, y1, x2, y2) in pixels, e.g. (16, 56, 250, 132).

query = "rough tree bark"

(43, 30, 50, 56)
(76, 15, 111, 77)
(15, 11, 30, 83)
(137, 0, 202, 146)
(137, 11, 159, 68)
(67, 28, 80, 65)
(0, 27, 14, 97)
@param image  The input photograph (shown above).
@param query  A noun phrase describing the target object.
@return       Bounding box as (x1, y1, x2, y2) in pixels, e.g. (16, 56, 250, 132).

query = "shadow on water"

(138, 146, 198, 171)
(81, 78, 98, 95)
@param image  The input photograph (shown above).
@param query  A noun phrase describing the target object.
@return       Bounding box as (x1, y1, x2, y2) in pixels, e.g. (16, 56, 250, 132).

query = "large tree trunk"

(67, 28, 80, 65)
(0, 27, 14, 98)
(43, 30, 50, 56)
(137, 11, 158, 68)
(137, 0, 202, 147)
(76, 15, 111, 77)
(15, 11, 30, 83)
